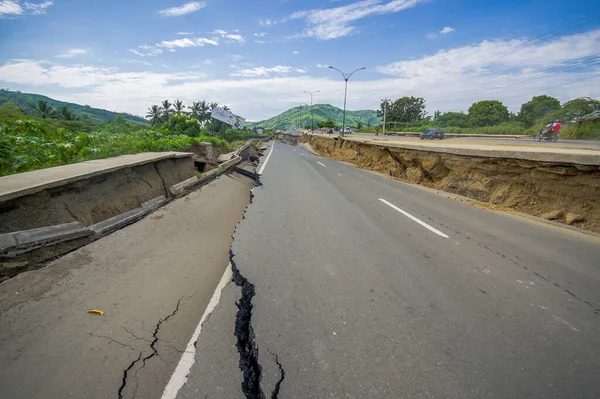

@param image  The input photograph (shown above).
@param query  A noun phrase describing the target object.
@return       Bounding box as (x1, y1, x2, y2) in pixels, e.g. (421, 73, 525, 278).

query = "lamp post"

(303, 90, 320, 135)
(328, 66, 366, 136)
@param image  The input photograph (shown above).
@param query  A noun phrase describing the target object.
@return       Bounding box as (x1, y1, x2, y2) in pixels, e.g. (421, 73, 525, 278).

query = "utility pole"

(328, 66, 366, 136)
(383, 98, 387, 136)
(303, 90, 320, 135)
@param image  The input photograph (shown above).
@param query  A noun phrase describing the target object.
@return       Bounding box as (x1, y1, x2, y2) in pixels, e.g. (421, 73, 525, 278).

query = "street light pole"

(328, 66, 366, 136)
(303, 90, 320, 135)
(382, 98, 387, 136)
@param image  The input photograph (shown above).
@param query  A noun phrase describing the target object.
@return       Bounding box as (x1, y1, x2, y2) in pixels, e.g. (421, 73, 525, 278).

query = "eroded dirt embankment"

(301, 135, 600, 233)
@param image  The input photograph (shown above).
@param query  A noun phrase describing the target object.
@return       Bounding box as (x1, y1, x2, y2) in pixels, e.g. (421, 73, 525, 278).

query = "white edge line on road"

(379, 198, 449, 239)
(258, 144, 274, 175)
(160, 265, 233, 399)
(317, 161, 327, 167)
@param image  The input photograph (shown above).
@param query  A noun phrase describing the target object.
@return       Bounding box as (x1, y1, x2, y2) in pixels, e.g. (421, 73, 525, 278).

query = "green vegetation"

(0, 89, 146, 124)
(247, 104, 380, 129)
(0, 98, 266, 176)
(368, 95, 600, 138)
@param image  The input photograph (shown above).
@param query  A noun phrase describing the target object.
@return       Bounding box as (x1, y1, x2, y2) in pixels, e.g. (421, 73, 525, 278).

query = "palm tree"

(32, 99, 56, 119)
(198, 100, 210, 124)
(59, 106, 75, 121)
(146, 105, 162, 125)
(173, 100, 185, 116)
(209, 102, 219, 113)
(223, 105, 230, 111)
(188, 101, 201, 120)
(161, 100, 172, 120)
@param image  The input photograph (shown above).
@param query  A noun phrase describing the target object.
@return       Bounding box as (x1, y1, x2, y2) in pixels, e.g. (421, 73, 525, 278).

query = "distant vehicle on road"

(326, 128, 334, 134)
(341, 127, 352, 134)
(420, 128, 444, 140)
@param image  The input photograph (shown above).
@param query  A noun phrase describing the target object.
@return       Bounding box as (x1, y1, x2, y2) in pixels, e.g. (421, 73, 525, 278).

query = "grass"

(0, 118, 241, 176)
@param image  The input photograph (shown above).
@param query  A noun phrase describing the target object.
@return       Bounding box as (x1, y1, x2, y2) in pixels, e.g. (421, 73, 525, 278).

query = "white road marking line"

(258, 144, 274, 175)
(317, 161, 327, 167)
(378, 198, 449, 238)
(338, 173, 342, 176)
(160, 265, 233, 399)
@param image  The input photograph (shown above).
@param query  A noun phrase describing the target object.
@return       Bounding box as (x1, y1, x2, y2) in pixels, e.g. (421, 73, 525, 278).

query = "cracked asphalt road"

(181, 141, 600, 398)
(0, 173, 255, 399)
(2, 141, 600, 398)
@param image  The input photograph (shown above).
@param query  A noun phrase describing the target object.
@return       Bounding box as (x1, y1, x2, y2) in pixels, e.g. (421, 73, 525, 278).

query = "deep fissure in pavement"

(117, 297, 185, 399)
(230, 248, 265, 399)
(230, 162, 285, 399)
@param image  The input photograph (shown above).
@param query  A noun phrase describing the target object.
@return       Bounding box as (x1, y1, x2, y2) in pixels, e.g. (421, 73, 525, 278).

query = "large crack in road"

(230, 154, 285, 399)
(117, 296, 187, 399)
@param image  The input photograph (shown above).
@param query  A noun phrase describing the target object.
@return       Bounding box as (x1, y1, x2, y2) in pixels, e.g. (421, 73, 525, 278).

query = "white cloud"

(440, 26, 454, 34)
(316, 63, 327, 68)
(0, 0, 23, 16)
(426, 32, 437, 39)
(259, 19, 274, 26)
(254, 32, 267, 37)
(24, 0, 52, 15)
(226, 34, 245, 43)
(55, 49, 88, 59)
(123, 59, 152, 67)
(157, 37, 219, 49)
(129, 47, 163, 57)
(176, 32, 194, 36)
(289, 0, 421, 40)
(0, 0, 53, 17)
(254, 40, 266, 45)
(231, 65, 306, 77)
(1, 29, 599, 121)
(158, 1, 205, 17)
(293, 51, 299, 54)
(212, 30, 246, 44)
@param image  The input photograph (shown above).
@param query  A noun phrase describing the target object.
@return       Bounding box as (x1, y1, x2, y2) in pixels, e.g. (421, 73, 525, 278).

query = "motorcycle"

(534, 127, 558, 142)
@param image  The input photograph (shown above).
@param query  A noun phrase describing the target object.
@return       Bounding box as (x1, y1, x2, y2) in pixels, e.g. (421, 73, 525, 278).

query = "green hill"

(248, 104, 380, 129)
(0, 89, 146, 124)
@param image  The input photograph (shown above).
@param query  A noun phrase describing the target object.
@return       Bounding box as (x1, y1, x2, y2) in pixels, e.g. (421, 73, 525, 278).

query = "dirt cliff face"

(302, 135, 600, 233)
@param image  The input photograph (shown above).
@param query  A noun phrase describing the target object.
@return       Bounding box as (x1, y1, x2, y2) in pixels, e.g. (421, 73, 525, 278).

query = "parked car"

(420, 128, 444, 140)
(326, 128, 334, 134)
(341, 127, 352, 134)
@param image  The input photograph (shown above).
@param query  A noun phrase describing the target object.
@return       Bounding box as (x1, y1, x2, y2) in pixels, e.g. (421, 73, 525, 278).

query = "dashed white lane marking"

(338, 173, 342, 176)
(161, 265, 233, 399)
(258, 144, 274, 175)
(379, 198, 449, 239)
(317, 161, 327, 167)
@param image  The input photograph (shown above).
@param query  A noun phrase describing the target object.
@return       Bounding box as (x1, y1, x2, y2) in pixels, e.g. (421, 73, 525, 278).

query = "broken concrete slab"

(14, 223, 93, 246)
(217, 152, 235, 163)
(89, 208, 148, 235)
(0, 234, 18, 253)
(169, 176, 200, 195)
(141, 195, 167, 212)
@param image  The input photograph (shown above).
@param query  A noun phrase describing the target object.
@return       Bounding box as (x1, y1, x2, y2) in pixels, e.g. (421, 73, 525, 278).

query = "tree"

(0, 101, 26, 118)
(560, 97, 600, 121)
(173, 100, 185, 116)
(59, 106, 75, 121)
(433, 110, 441, 121)
(381, 96, 427, 123)
(468, 100, 509, 127)
(146, 105, 162, 125)
(31, 99, 56, 119)
(436, 111, 469, 127)
(188, 101, 201, 120)
(357, 121, 363, 129)
(318, 119, 335, 128)
(518, 95, 561, 127)
(161, 100, 172, 120)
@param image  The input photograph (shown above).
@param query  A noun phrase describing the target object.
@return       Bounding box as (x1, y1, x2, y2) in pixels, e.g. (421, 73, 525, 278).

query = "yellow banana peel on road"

(87, 309, 105, 316)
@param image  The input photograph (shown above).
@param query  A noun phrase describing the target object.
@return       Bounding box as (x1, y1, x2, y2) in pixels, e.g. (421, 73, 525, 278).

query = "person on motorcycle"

(552, 120, 562, 134)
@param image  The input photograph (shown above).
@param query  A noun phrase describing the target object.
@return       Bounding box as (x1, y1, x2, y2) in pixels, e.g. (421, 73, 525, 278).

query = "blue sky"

(1, 0, 600, 120)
